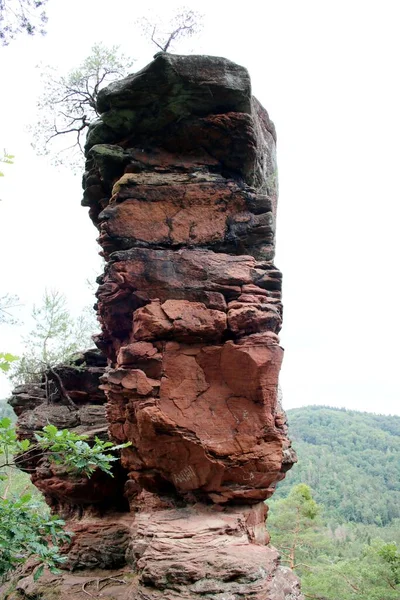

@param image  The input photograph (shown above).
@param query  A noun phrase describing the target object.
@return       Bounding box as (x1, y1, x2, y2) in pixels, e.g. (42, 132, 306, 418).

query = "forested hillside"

(275, 406, 400, 525)
(267, 406, 400, 599)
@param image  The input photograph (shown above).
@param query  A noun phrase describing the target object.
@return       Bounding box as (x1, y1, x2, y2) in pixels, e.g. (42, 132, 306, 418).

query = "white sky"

(0, 0, 399, 415)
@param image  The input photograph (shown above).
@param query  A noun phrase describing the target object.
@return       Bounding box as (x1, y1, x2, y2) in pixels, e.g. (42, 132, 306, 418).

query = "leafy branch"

(0, 149, 14, 177)
(10, 289, 97, 385)
(0, 417, 131, 580)
(0, 353, 18, 373)
(0, 418, 130, 479)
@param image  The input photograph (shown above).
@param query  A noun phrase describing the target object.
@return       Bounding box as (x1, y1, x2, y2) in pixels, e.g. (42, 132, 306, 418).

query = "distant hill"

(274, 406, 400, 526)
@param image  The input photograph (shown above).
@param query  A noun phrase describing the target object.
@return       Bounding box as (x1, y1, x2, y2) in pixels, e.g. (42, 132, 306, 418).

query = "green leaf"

(19, 439, 31, 451)
(43, 424, 58, 437)
(33, 565, 44, 581)
(20, 494, 32, 503)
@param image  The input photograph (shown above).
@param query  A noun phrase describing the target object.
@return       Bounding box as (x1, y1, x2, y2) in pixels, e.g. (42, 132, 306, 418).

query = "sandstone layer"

(6, 54, 302, 600)
(9, 349, 129, 518)
(85, 54, 296, 507)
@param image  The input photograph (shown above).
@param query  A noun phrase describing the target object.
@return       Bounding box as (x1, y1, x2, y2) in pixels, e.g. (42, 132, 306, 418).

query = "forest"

(268, 406, 400, 599)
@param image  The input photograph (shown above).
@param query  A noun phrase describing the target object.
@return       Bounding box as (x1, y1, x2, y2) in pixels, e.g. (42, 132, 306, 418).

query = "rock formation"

(6, 54, 303, 600)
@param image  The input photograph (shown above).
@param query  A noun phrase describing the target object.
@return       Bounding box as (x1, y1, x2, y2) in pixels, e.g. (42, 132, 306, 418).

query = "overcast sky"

(1, 0, 399, 415)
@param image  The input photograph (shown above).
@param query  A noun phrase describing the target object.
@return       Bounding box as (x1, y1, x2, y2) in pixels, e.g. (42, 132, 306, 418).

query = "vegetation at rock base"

(0, 290, 129, 581)
(0, 416, 130, 581)
(268, 407, 400, 599)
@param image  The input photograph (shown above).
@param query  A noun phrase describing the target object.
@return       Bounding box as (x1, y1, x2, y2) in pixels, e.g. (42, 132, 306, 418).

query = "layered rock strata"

(8, 350, 130, 564)
(84, 54, 296, 507)
(7, 54, 302, 600)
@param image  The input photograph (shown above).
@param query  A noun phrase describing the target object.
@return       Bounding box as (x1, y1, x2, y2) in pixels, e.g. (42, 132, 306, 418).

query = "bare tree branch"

(46, 365, 78, 410)
(138, 8, 203, 54)
(30, 43, 134, 169)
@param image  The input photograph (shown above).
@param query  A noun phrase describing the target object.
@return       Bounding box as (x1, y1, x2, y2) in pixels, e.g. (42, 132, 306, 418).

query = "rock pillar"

(7, 54, 303, 600)
(82, 53, 301, 599)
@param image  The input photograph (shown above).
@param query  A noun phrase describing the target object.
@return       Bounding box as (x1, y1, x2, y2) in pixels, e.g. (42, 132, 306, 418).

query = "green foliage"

(0, 354, 18, 373)
(269, 483, 400, 599)
(34, 424, 130, 478)
(286, 483, 320, 519)
(377, 541, 400, 583)
(275, 406, 400, 525)
(268, 484, 329, 570)
(0, 495, 69, 580)
(0, 0, 48, 45)
(0, 417, 30, 460)
(0, 417, 130, 480)
(302, 538, 400, 600)
(11, 289, 97, 384)
(0, 417, 130, 580)
(0, 150, 14, 177)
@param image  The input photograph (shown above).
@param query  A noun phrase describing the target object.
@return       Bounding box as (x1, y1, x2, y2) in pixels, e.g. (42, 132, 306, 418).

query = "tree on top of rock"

(30, 43, 134, 169)
(30, 9, 203, 169)
(137, 7, 203, 53)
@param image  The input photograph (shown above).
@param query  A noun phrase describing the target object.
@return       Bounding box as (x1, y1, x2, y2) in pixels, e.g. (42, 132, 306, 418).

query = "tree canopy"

(268, 483, 400, 600)
(10, 289, 97, 384)
(274, 406, 400, 526)
(137, 8, 203, 53)
(0, 0, 48, 45)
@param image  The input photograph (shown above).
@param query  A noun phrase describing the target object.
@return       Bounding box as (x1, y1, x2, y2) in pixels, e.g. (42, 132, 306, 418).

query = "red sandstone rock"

(132, 299, 227, 343)
(103, 339, 287, 503)
(227, 301, 282, 336)
(8, 53, 302, 600)
(96, 171, 275, 258)
(9, 350, 129, 517)
(5, 500, 302, 600)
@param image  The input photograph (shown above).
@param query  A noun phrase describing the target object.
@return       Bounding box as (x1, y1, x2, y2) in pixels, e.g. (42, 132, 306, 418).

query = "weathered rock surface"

(85, 54, 294, 506)
(7, 53, 302, 600)
(9, 349, 129, 517)
(4, 499, 302, 600)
